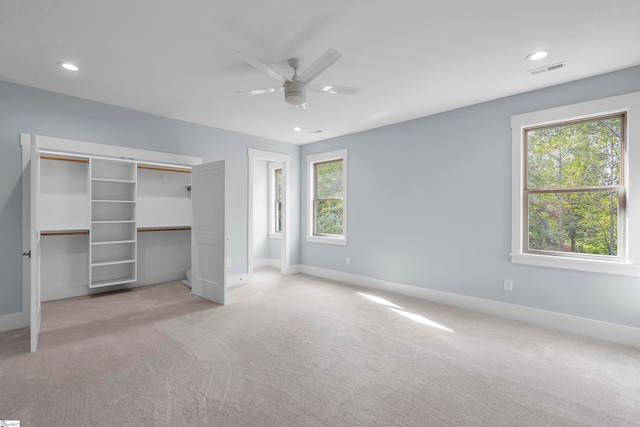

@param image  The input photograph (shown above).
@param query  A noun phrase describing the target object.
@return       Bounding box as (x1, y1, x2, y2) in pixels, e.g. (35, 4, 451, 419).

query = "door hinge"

(22, 250, 31, 259)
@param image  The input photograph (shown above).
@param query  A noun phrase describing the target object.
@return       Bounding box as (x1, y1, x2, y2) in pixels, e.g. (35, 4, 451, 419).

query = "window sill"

(511, 253, 640, 276)
(269, 233, 282, 239)
(307, 235, 347, 246)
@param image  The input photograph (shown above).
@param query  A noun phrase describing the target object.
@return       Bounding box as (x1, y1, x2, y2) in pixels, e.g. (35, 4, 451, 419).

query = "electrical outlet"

(227, 259, 232, 268)
(503, 279, 513, 291)
(346, 257, 351, 265)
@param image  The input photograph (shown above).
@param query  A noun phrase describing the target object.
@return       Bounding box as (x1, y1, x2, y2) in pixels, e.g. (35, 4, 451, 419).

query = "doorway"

(247, 149, 291, 278)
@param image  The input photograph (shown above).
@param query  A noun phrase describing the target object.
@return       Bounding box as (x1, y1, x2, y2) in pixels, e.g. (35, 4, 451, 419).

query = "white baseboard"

(285, 264, 302, 275)
(228, 273, 251, 288)
(300, 265, 640, 349)
(253, 258, 281, 268)
(0, 310, 28, 333)
(247, 262, 299, 278)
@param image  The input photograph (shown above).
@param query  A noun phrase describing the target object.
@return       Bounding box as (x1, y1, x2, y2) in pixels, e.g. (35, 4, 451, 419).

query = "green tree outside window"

(314, 160, 343, 235)
(526, 115, 624, 256)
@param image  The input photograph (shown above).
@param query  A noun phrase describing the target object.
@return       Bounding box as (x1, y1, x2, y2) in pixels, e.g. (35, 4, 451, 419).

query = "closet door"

(29, 139, 41, 352)
(191, 160, 226, 304)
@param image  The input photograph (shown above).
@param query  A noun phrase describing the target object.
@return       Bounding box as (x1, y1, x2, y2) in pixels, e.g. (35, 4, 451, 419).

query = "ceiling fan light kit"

(284, 80, 306, 105)
(237, 48, 360, 107)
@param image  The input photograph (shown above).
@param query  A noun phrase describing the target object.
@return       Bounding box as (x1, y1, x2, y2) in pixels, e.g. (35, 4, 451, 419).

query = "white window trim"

(307, 148, 348, 246)
(511, 91, 640, 276)
(269, 162, 282, 239)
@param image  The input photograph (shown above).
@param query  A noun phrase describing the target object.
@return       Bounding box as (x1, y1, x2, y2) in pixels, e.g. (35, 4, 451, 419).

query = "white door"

(29, 138, 41, 352)
(191, 160, 226, 304)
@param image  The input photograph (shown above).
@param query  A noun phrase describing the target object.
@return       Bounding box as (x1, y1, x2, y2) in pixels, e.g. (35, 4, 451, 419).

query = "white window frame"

(511, 91, 640, 276)
(269, 162, 282, 239)
(307, 149, 348, 245)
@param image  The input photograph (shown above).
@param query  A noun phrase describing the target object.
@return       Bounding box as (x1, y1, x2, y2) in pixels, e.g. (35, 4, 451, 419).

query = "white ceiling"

(1, 1, 639, 145)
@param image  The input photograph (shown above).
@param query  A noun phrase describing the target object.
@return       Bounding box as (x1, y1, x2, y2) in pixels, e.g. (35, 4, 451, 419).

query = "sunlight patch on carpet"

(389, 308, 455, 332)
(357, 292, 403, 309)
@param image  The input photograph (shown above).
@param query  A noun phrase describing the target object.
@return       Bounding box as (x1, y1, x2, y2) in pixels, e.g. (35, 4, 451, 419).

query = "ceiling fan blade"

(237, 51, 288, 84)
(308, 84, 360, 95)
(236, 86, 284, 96)
(298, 48, 342, 84)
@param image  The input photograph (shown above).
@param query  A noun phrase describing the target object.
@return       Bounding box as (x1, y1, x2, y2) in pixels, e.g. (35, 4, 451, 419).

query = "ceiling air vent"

(528, 61, 566, 76)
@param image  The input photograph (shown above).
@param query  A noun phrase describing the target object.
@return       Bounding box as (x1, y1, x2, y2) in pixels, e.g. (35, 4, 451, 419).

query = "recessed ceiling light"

(293, 126, 302, 132)
(58, 62, 79, 71)
(526, 50, 550, 61)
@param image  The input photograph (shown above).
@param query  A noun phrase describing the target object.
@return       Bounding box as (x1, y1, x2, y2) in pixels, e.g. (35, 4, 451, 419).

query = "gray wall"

(0, 80, 300, 316)
(269, 234, 281, 261)
(300, 66, 640, 329)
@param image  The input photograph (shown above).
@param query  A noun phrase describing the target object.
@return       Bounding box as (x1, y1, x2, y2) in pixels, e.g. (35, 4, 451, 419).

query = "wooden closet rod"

(137, 165, 191, 174)
(41, 231, 89, 236)
(137, 227, 191, 233)
(41, 156, 89, 164)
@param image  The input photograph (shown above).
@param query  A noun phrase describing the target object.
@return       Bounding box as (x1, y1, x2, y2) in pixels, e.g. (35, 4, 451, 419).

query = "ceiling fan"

(237, 48, 360, 107)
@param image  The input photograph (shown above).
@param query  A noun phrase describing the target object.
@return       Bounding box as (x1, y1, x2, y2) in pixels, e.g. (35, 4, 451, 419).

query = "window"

(307, 149, 347, 245)
(273, 166, 283, 234)
(314, 160, 343, 235)
(511, 91, 640, 275)
(268, 162, 283, 238)
(525, 114, 624, 258)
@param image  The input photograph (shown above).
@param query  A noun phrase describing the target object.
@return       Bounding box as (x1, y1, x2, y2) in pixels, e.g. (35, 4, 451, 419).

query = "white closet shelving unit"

(89, 158, 138, 288)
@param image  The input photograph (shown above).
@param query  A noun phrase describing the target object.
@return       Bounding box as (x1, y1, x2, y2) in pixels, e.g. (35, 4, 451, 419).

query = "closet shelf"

(91, 240, 135, 246)
(91, 220, 135, 224)
(138, 165, 191, 174)
(41, 230, 90, 236)
(137, 226, 191, 232)
(91, 178, 136, 184)
(91, 259, 136, 267)
(41, 155, 89, 164)
(91, 199, 136, 203)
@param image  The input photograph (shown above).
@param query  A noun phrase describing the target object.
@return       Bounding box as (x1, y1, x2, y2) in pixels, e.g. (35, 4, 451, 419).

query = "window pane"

(316, 160, 343, 199)
(528, 191, 618, 256)
(315, 199, 343, 235)
(275, 168, 282, 200)
(275, 201, 282, 232)
(527, 117, 622, 189)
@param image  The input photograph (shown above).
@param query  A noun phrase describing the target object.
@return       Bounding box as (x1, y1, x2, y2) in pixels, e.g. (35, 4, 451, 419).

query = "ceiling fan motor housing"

(284, 80, 306, 105)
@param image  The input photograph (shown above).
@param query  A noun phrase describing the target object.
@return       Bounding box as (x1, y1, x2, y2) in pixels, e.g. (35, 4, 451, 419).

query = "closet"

(23, 133, 226, 352)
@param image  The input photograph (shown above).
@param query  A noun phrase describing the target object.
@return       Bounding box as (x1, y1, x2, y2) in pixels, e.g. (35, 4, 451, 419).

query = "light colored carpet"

(1, 267, 639, 426)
